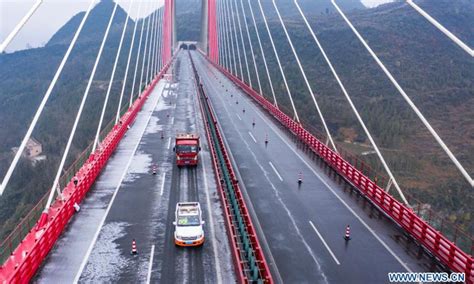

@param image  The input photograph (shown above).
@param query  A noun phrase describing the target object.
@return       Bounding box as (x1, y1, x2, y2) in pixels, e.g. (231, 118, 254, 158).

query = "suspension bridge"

(0, 0, 473, 283)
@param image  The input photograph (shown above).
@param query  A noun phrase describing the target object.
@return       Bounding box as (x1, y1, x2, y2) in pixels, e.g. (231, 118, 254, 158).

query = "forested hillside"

(0, 0, 158, 238)
(0, 0, 472, 246)
(244, 0, 474, 236)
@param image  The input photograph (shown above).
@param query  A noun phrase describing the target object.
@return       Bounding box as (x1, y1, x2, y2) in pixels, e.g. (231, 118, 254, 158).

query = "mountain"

(0, 0, 158, 238)
(242, 0, 474, 234)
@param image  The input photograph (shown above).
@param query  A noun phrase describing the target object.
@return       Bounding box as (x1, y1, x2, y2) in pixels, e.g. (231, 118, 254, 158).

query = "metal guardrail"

(208, 57, 474, 283)
(0, 58, 175, 283)
(190, 51, 273, 283)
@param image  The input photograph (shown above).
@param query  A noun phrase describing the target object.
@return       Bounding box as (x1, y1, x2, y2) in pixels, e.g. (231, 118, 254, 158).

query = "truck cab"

(174, 133, 200, 167)
(173, 202, 205, 246)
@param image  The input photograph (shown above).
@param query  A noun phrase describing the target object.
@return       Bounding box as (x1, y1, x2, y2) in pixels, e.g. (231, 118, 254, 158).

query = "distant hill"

(0, 0, 157, 238)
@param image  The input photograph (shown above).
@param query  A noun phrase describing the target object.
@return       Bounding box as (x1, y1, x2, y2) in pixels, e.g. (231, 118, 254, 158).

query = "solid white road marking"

(248, 131, 257, 143)
(236, 113, 242, 120)
(160, 172, 166, 196)
(146, 245, 155, 284)
(309, 221, 340, 265)
(167, 137, 171, 150)
(241, 86, 413, 273)
(269, 161, 283, 181)
(170, 117, 174, 125)
(73, 80, 167, 283)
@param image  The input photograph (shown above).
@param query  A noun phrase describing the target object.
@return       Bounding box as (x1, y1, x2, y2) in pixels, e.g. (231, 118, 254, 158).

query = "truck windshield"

(176, 145, 198, 153)
(177, 215, 200, 226)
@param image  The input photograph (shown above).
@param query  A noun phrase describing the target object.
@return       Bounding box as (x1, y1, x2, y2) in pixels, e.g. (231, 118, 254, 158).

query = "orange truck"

(174, 134, 200, 166)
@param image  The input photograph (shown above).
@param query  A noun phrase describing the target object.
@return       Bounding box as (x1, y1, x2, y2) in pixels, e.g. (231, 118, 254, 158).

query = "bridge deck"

(191, 50, 437, 283)
(35, 52, 235, 283)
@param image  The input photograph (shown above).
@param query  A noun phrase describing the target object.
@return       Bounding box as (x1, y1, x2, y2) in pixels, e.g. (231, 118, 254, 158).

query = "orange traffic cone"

(131, 239, 138, 254)
(344, 225, 351, 240)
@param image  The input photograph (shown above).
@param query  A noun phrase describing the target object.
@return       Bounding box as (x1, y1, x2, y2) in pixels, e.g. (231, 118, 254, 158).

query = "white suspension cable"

(246, 0, 277, 105)
(272, 0, 337, 151)
(0, 0, 98, 196)
(146, 3, 158, 86)
(224, 0, 238, 75)
(232, 0, 251, 86)
(294, 0, 408, 204)
(151, 2, 160, 80)
(158, 9, 164, 71)
(217, 0, 227, 69)
(117, 0, 143, 121)
(44, 2, 120, 210)
(228, 0, 244, 79)
(407, 0, 473, 57)
(257, 0, 300, 122)
(155, 8, 163, 75)
(0, 0, 43, 53)
(93, 0, 135, 152)
(332, 0, 474, 188)
(129, 1, 150, 107)
(220, 0, 231, 71)
(239, 0, 262, 94)
(139, 5, 154, 95)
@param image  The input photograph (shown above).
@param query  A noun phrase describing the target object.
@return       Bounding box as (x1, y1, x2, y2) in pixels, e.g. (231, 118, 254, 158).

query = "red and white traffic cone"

(131, 239, 138, 255)
(152, 165, 157, 175)
(344, 225, 351, 240)
(252, 118, 255, 128)
(265, 133, 268, 145)
(161, 131, 164, 139)
(298, 172, 303, 185)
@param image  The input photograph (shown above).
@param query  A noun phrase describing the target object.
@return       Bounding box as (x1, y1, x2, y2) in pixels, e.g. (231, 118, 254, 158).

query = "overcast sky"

(0, 0, 164, 52)
(0, 0, 391, 53)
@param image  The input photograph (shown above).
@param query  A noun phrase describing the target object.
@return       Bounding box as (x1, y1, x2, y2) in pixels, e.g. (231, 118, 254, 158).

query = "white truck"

(173, 202, 205, 246)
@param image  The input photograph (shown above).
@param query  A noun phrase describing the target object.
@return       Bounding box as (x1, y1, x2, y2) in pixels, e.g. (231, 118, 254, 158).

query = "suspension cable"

(246, 0, 277, 105)
(150, 2, 160, 81)
(158, 9, 164, 71)
(239, 0, 262, 94)
(272, 0, 337, 151)
(228, 0, 244, 78)
(93, 0, 135, 152)
(224, 0, 238, 75)
(146, 2, 158, 86)
(219, 0, 230, 71)
(139, 4, 154, 95)
(0, 0, 98, 196)
(44, 2, 120, 210)
(129, 0, 150, 107)
(407, 0, 473, 57)
(294, 0, 408, 203)
(154, 9, 163, 76)
(117, 0, 143, 120)
(0, 0, 43, 53)
(256, 0, 300, 122)
(217, 0, 227, 70)
(232, 0, 251, 86)
(332, 0, 474, 188)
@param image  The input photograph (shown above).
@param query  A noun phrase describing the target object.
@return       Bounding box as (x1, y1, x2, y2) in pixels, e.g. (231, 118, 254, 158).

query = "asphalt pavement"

(191, 50, 436, 284)
(35, 52, 235, 283)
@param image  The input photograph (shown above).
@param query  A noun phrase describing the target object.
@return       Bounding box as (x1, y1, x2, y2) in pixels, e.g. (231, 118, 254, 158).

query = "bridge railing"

(206, 56, 474, 283)
(0, 57, 175, 283)
(252, 81, 474, 256)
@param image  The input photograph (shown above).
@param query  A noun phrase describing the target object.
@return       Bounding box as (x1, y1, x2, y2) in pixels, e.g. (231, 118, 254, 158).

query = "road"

(35, 52, 235, 283)
(191, 50, 435, 284)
